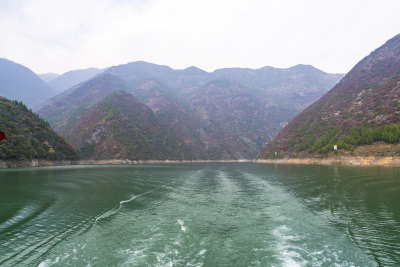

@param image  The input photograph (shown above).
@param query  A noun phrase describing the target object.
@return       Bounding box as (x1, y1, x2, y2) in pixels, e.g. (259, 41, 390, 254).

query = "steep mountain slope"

(104, 61, 342, 105)
(259, 33, 400, 158)
(103, 61, 342, 157)
(190, 80, 284, 158)
(0, 58, 55, 109)
(63, 90, 181, 159)
(132, 80, 209, 159)
(212, 64, 342, 108)
(39, 73, 60, 82)
(39, 61, 343, 159)
(0, 97, 77, 160)
(48, 67, 103, 93)
(37, 74, 127, 134)
(39, 74, 207, 159)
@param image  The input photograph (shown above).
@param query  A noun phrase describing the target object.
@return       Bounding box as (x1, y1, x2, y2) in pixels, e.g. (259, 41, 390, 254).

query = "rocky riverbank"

(256, 156, 400, 166)
(0, 159, 254, 168)
(3, 156, 400, 168)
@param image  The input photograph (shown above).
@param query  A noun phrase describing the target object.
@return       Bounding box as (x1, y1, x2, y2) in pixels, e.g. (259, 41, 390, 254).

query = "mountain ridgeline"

(47, 67, 103, 93)
(37, 63, 342, 160)
(0, 97, 77, 160)
(38, 73, 60, 82)
(0, 58, 55, 109)
(259, 33, 400, 159)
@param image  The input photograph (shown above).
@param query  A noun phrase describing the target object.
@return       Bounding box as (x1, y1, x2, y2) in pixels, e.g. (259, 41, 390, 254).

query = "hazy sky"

(0, 0, 399, 74)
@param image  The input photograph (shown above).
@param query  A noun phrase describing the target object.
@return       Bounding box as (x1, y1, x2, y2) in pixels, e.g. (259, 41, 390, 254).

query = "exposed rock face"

(259, 33, 400, 159)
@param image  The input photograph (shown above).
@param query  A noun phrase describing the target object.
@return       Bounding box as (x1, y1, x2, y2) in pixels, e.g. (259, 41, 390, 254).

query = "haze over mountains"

(47, 68, 103, 93)
(37, 61, 342, 159)
(259, 33, 400, 159)
(38, 73, 60, 82)
(0, 58, 55, 109)
(3, 33, 400, 161)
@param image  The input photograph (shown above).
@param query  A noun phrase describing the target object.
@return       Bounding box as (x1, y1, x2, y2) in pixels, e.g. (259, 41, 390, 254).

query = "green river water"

(0, 163, 399, 266)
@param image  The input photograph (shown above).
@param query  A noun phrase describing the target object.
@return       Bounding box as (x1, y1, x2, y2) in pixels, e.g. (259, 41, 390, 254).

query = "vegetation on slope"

(103, 62, 342, 158)
(0, 97, 78, 160)
(64, 90, 185, 159)
(133, 80, 210, 159)
(259, 33, 400, 158)
(38, 62, 342, 160)
(37, 74, 128, 134)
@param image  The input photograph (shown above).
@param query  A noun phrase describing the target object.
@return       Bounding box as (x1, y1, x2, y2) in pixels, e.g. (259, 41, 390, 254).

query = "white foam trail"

(273, 225, 307, 267)
(120, 194, 139, 205)
(198, 249, 206, 256)
(38, 256, 60, 267)
(177, 219, 186, 232)
(96, 189, 157, 222)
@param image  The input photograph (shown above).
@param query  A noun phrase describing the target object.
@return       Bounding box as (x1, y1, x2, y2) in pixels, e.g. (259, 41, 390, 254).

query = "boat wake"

(95, 188, 158, 223)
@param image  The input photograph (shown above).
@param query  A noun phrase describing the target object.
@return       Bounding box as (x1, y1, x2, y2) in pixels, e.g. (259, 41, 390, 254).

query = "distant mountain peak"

(0, 58, 55, 109)
(286, 64, 327, 74)
(48, 67, 103, 93)
(118, 60, 174, 70)
(182, 66, 208, 74)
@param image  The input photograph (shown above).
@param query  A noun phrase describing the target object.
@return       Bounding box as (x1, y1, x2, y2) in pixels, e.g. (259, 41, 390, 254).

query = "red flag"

(0, 131, 8, 141)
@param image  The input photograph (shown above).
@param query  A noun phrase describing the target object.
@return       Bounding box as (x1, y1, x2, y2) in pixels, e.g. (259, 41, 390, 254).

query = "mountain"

(104, 62, 342, 105)
(105, 62, 342, 115)
(132, 80, 209, 159)
(214, 65, 343, 108)
(38, 74, 204, 159)
(190, 80, 283, 158)
(259, 33, 400, 159)
(38, 61, 343, 159)
(104, 61, 342, 157)
(62, 90, 181, 159)
(37, 74, 128, 135)
(38, 76, 208, 159)
(48, 67, 103, 93)
(0, 97, 77, 160)
(38, 73, 60, 82)
(0, 58, 55, 109)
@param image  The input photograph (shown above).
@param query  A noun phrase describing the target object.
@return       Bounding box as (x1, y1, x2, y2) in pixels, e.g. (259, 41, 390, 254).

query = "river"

(1, 163, 399, 266)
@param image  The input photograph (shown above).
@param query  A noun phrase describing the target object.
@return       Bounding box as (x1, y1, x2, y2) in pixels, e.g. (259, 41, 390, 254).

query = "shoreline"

(0, 159, 254, 168)
(256, 156, 400, 166)
(2, 156, 400, 168)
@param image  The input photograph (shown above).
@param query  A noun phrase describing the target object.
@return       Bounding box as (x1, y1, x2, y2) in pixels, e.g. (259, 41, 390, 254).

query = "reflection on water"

(0, 163, 399, 266)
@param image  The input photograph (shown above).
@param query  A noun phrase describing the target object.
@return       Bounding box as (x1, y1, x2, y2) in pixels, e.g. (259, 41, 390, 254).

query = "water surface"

(1, 163, 399, 266)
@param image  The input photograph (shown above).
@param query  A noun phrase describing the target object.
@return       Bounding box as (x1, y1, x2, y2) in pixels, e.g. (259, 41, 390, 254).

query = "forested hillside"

(0, 97, 78, 160)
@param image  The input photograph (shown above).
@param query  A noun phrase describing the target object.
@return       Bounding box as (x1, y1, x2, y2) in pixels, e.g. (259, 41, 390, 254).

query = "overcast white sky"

(0, 0, 399, 75)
